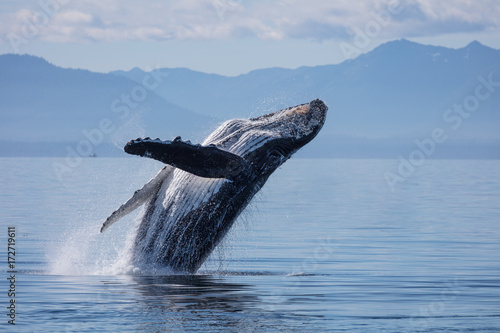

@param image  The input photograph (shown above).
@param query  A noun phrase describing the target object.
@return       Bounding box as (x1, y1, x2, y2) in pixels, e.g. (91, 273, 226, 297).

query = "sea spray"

(46, 158, 161, 275)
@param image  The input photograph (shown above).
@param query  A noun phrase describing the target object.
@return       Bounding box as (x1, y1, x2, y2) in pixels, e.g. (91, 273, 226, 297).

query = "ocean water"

(1, 157, 500, 332)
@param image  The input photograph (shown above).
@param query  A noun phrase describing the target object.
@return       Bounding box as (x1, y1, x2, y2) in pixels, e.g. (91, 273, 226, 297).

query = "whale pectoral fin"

(100, 166, 172, 233)
(124, 137, 247, 180)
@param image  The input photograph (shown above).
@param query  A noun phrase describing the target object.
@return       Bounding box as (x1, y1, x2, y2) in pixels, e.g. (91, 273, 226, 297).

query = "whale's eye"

(273, 144, 292, 158)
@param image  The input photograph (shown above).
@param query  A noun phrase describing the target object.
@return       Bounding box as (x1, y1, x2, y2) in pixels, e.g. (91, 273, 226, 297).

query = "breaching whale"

(101, 99, 328, 273)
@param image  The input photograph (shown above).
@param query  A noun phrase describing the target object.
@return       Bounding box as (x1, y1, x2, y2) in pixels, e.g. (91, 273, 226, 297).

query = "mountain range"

(1, 39, 499, 158)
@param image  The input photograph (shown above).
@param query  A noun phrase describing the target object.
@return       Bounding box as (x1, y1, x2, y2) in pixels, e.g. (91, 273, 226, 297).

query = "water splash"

(110, 108, 148, 150)
(47, 218, 130, 276)
(46, 201, 237, 276)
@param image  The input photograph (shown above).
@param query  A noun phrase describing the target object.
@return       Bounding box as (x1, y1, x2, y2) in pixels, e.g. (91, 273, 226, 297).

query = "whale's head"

(205, 99, 328, 164)
(123, 99, 327, 181)
(249, 98, 327, 151)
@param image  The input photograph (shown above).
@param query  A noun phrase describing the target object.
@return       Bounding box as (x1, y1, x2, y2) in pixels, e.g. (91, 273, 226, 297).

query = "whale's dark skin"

(101, 99, 328, 273)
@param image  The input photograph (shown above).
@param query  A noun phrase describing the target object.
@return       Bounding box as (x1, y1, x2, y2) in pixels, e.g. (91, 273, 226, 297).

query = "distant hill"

(114, 39, 500, 140)
(0, 54, 214, 148)
(1, 39, 499, 158)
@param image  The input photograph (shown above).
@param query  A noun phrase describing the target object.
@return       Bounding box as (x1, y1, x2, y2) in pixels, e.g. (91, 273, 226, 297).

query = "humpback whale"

(101, 99, 328, 273)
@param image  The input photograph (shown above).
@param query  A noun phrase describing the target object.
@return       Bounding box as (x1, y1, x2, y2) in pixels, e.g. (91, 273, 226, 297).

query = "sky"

(0, 0, 499, 76)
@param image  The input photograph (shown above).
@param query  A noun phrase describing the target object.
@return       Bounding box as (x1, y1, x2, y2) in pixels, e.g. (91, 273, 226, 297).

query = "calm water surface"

(1, 157, 499, 332)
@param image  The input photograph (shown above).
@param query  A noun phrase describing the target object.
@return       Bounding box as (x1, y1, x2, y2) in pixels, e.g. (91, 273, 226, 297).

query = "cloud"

(56, 10, 93, 24)
(1, 0, 499, 45)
